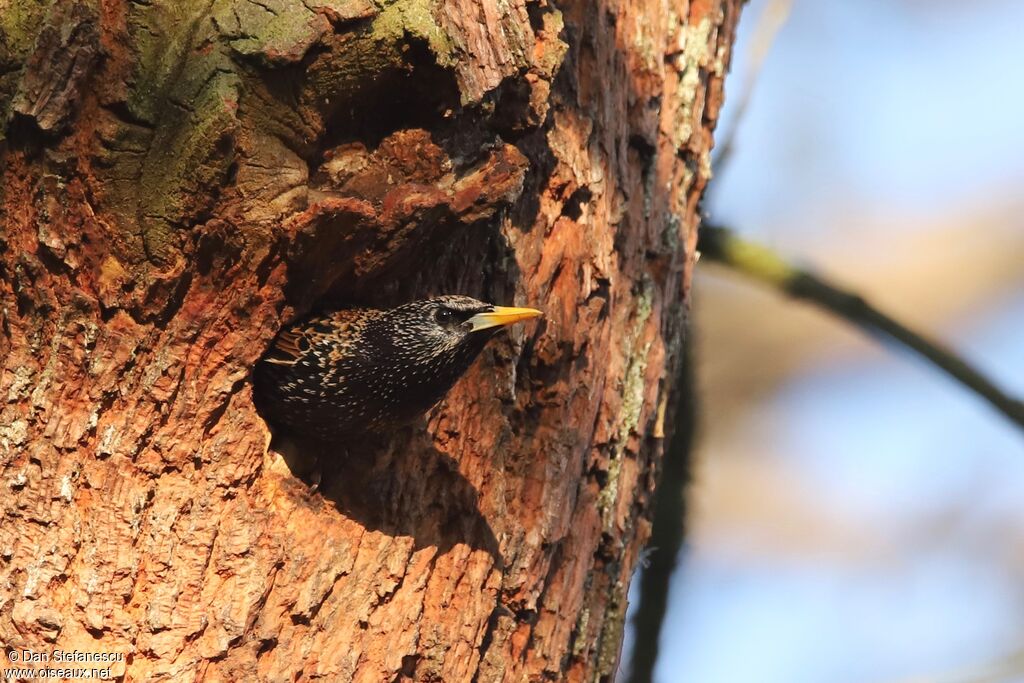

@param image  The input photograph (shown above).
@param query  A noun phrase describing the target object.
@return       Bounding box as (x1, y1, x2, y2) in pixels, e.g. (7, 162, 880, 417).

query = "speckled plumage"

(253, 296, 540, 439)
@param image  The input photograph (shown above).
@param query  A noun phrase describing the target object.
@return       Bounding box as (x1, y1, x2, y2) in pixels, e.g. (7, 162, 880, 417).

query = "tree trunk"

(0, 1, 739, 680)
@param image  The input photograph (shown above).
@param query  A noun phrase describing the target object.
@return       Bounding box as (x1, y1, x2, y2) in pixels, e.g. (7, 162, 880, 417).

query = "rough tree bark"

(0, 1, 739, 680)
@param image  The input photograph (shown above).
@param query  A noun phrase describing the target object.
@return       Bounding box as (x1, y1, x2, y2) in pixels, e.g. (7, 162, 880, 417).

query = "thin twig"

(712, 0, 794, 174)
(625, 335, 696, 683)
(698, 223, 1024, 432)
(627, 7, 796, 677)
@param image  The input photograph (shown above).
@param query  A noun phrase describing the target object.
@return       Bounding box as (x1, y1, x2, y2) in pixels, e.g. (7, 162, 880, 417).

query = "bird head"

(381, 295, 543, 366)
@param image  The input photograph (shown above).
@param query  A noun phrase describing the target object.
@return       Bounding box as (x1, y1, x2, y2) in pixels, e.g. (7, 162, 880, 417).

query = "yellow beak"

(468, 305, 543, 332)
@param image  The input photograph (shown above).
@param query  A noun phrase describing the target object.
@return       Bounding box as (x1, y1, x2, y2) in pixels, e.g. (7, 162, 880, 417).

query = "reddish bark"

(0, 0, 740, 680)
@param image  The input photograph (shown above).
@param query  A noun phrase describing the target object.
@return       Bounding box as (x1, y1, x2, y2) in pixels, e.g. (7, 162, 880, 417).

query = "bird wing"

(263, 311, 368, 366)
(262, 326, 310, 365)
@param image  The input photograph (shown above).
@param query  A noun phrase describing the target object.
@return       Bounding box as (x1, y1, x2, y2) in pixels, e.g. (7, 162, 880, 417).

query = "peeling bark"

(0, 0, 740, 680)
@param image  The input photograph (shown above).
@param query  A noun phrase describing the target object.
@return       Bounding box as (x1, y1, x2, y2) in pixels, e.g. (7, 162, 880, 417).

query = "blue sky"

(709, 0, 1024, 236)
(624, 1, 1024, 681)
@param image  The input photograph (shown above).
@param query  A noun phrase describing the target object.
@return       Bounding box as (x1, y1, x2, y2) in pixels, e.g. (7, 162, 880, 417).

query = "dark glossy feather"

(254, 296, 517, 439)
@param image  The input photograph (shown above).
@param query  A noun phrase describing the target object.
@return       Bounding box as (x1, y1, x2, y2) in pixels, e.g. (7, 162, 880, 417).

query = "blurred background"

(621, 0, 1024, 681)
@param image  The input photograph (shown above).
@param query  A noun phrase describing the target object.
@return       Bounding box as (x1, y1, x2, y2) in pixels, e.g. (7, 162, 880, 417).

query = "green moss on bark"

(0, 0, 58, 139)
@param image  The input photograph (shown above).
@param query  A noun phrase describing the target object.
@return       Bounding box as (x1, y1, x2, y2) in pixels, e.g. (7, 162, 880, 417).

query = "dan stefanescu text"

(8, 650, 125, 664)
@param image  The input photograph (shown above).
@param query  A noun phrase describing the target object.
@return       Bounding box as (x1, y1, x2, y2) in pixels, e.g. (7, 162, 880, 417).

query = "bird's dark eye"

(435, 308, 456, 325)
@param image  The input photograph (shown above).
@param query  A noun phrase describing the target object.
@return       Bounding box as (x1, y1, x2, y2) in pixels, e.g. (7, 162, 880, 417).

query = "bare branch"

(698, 224, 1024, 433)
(712, 0, 793, 174)
(625, 336, 696, 683)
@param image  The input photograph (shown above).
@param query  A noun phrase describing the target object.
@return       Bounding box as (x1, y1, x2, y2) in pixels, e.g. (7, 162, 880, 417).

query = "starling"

(253, 296, 542, 440)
